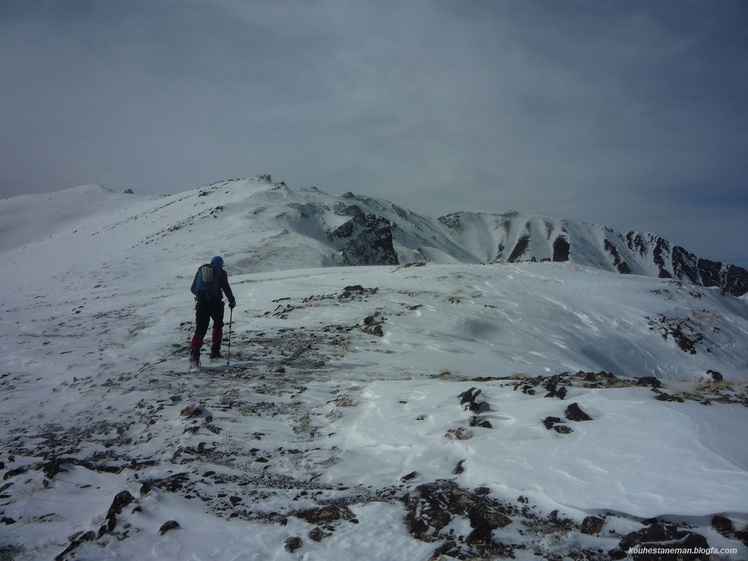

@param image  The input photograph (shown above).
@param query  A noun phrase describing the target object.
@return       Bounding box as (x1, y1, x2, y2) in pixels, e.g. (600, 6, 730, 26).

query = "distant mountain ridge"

(3, 176, 747, 296)
(252, 181, 748, 297)
(436, 211, 748, 297)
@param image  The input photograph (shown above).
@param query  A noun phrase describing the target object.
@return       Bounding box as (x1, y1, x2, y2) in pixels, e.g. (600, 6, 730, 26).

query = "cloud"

(1, 0, 747, 266)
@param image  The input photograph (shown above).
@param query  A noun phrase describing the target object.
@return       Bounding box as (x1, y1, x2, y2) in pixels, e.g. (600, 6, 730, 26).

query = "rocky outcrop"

(610, 521, 709, 560)
(328, 204, 399, 266)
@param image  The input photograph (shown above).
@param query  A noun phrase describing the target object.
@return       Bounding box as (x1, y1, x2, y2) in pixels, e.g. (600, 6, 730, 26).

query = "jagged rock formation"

(327, 203, 398, 266)
(437, 211, 748, 296)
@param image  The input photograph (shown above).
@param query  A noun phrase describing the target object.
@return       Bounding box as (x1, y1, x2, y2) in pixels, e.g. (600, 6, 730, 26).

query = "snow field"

(2, 181, 748, 559)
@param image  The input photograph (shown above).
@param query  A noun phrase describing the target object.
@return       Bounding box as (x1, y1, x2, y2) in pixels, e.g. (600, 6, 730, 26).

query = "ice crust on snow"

(1, 178, 748, 560)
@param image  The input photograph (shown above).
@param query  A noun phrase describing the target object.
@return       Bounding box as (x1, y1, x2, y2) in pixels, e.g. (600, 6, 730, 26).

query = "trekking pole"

(226, 307, 233, 366)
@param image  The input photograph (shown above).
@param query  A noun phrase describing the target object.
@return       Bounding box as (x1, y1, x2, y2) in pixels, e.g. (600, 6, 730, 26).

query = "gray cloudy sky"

(2, 0, 747, 266)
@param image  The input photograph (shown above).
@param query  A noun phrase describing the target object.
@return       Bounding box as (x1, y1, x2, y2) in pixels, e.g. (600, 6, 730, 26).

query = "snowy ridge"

(438, 212, 748, 297)
(5, 176, 746, 294)
(2, 177, 748, 560)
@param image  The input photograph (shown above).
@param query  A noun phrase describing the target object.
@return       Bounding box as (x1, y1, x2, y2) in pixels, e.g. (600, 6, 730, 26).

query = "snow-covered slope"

(5, 176, 745, 294)
(439, 210, 748, 297)
(2, 178, 748, 560)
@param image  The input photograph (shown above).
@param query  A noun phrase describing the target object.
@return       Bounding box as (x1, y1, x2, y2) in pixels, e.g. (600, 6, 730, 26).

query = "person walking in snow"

(189, 256, 236, 365)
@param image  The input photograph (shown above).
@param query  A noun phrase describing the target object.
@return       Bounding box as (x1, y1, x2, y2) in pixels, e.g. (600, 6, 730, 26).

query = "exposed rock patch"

(610, 521, 709, 560)
(565, 402, 592, 422)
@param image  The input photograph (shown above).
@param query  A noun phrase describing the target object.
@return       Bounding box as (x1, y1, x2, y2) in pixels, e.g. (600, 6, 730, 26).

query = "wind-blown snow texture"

(2, 177, 748, 560)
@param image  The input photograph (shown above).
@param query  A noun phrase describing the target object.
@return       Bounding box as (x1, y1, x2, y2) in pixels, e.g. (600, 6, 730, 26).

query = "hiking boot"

(210, 348, 223, 359)
(189, 348, 201, 366)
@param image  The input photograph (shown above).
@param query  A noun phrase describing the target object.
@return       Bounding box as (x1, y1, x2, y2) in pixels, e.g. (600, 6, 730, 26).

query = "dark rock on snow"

(565, 402, 592, 422)
(159, 520, 181, 535)
(610, 522, 709, 560)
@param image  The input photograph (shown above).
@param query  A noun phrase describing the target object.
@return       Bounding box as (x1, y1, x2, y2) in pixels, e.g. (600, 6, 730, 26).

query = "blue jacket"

(191, 257, 235, 305)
